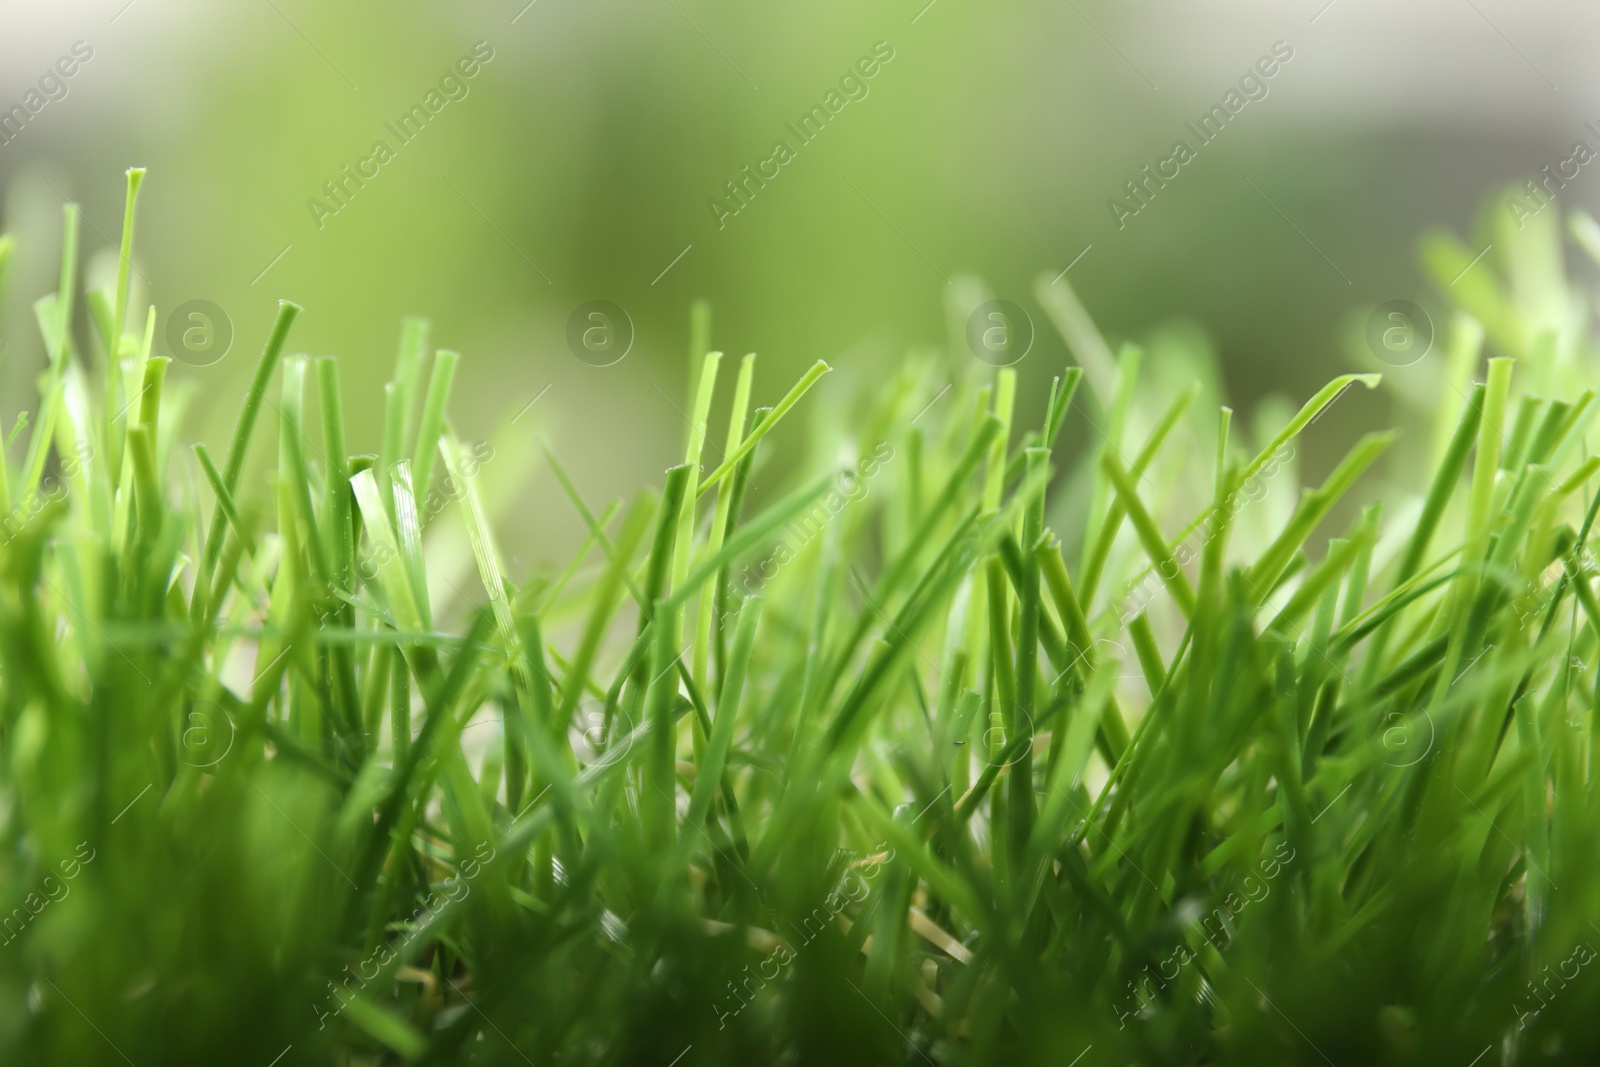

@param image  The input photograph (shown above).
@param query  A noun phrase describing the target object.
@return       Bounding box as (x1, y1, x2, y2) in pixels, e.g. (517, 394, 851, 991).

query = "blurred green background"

(0, 0, 1592, 564)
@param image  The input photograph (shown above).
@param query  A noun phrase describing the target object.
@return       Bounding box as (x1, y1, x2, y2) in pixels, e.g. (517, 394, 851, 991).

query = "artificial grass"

(1, 170, 1599, 1066)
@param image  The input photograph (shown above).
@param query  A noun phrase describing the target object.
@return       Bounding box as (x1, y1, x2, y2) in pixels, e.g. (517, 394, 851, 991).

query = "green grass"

(3, 171, 1600, 1065)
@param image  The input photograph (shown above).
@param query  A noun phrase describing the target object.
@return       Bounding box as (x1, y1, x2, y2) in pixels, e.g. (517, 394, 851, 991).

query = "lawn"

(0, 170, 1597, 1065)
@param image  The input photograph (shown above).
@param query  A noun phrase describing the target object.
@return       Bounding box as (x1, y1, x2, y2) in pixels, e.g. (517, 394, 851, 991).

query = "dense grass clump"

(4, 171, 1600, 1065)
